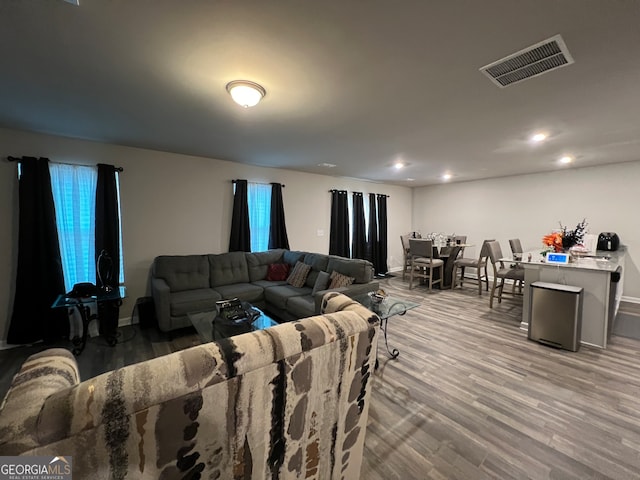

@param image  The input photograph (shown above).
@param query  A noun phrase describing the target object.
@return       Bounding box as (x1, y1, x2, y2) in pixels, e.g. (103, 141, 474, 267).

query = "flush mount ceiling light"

(442, 173, 452, 181)
(559, 155, 573, 164)
(531, 132, 548, 143)
(394, 162, 404, 170)
(226, 80, 266, 108)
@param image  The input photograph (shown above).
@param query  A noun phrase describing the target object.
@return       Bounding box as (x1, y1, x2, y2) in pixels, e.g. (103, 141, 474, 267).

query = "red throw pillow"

(266, 263, 290, 281)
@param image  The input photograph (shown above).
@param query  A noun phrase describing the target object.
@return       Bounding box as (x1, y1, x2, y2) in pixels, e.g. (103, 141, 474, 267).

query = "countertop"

(513, 247, 625, 273)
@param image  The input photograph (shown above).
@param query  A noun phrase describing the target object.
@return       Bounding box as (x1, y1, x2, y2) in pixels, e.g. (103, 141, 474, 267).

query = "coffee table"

(354, 293, 419, 359)
(188, 304, 279, 343)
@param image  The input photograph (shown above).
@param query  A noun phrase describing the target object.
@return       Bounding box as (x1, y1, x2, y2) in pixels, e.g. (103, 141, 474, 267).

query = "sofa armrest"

(0, 349, 79, 454)
(313, 281, 379, 313)
(151, 277, 172, 332)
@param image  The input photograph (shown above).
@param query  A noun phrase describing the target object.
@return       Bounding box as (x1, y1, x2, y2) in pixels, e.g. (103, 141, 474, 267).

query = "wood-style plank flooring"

(361, 276, 640, 480)
(1, 276, 640, 479)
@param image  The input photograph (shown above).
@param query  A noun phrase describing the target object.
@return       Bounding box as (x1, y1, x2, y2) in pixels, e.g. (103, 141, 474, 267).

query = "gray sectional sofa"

(151, 249, 378, 332)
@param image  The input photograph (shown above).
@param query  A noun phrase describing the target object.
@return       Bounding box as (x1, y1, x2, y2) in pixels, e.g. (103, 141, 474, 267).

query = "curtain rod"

(232, 179, 285, 187)
(7, 156, 124, 172)
(329, 189, 389, 198)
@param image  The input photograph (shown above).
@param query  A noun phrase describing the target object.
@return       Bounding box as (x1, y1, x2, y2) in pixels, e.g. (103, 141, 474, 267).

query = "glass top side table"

(354, 293, 419, 360)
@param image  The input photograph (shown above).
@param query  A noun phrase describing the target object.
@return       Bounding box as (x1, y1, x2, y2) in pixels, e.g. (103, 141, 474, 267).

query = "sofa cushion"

(252, 279, 288, 289)
(329, 271, 355, 289)
(209, 252, 250, 287)
(326, 256, 374, 284)
(266, 263, 290, 281)
(283, 250, 306, 266)
(264, 285, 312, 310)
(213, 283, 264, 304)
(303, 253, 330, 288)
(169, 288, 221, 317)
(154, 255, 210, 292)
(287, 261, 312, 288)
(246, 249, 286, 282)
(286, 295, 316, 319)
(312, 271, 331, 295)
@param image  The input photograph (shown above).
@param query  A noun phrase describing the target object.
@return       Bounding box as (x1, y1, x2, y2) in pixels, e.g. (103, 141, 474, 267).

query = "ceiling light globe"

(531, 132, 547, 142)
(226, 80, 266, 108)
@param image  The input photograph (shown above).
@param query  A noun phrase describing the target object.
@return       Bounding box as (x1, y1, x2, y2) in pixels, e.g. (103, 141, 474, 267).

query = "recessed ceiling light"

(531, 132, 548, 143)
(442, 173, 452, 181)
(559, 155, 573, 164)
(317, 163, 336, 168)
(394, 162, 404, 170)
(406, 178, 415, 182)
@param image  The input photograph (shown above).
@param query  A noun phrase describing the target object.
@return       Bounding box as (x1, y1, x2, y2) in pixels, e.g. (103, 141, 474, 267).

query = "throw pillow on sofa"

(287, 261, 312, 288)
(312, 271, 331, 295)
(267, 263, 290, 281)
(329, 271, 355, 289)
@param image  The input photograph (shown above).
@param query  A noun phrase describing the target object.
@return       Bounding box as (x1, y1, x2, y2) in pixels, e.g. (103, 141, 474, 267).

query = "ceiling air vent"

(480, 34, 574, 88)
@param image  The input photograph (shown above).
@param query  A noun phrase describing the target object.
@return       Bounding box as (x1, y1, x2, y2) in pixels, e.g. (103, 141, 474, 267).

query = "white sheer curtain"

(50, 164, 98, 291)
(248, 183, 272, 252)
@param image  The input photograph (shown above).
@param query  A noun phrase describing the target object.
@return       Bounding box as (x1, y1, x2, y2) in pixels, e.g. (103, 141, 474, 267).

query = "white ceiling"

(1, 0, 640, 186)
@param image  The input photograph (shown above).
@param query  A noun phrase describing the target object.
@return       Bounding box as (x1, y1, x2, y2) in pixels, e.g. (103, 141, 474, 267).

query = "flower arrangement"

(542, 219, 588, 253)
(542, 232, 564, 253)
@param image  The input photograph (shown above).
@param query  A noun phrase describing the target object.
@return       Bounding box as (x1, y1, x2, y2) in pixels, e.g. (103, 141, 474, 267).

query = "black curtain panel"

(229, 179, 251, 252)
(351, 192, 366, 259)
(95, 163, 120, 288)
(268, 183, 290, 250)
(8, 157, 68, 344)
(376, 194, 389, 275)
(329, 190, 350, 257)
(367, 193, 378, 267)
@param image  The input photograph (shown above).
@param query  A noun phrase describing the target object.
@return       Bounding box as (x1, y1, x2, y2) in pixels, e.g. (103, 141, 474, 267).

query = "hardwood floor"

(361, 277, 640, 480)
(1, 277, 639, 479)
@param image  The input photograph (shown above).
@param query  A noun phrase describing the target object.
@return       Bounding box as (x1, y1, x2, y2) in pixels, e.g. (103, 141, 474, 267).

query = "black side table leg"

(380, 317, 400, 359)
(72, 304, 93, 356)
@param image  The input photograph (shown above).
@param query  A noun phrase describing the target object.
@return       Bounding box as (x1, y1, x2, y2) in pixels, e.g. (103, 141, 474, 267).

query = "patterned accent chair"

(0, 293, 379, 479)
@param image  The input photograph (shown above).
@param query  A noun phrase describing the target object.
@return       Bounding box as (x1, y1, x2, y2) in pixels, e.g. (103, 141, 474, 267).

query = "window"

(50, 164, 125, 291)
(247, 182, 271, 252)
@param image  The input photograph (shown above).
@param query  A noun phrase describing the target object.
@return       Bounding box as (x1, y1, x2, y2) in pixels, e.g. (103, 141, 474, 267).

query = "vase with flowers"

(542, 219, 588, 256)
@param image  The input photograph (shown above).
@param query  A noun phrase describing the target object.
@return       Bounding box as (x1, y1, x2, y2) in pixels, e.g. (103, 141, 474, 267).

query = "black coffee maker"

(597, 232, 620, 251)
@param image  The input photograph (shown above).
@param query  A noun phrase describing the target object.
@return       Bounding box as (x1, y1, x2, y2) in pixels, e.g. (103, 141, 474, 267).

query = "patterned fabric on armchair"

(0, 293, 379, 479)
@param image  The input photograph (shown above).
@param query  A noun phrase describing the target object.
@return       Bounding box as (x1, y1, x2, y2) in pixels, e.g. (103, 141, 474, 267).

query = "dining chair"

(508, 238, 525, 292)
(453, 235, 468, 257)
(400, 234, 412, 280)
(452, 239, 493, 294)
(486, 240, 525, 308)
(509, 238, 523, 256)
(409, 239, 444, 291)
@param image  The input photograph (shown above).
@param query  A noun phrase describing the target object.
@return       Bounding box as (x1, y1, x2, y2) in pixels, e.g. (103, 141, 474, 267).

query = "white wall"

(412, 162, 640, 300)
(0, 128, 412, 344)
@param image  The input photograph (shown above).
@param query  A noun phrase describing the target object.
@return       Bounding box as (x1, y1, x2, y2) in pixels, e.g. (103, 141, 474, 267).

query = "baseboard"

(0, 341, 17, 351)
(621, 296, 640, 305)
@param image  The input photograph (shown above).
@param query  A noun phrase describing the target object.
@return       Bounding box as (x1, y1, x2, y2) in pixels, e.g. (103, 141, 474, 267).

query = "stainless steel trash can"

(529, 281, 583, 351)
